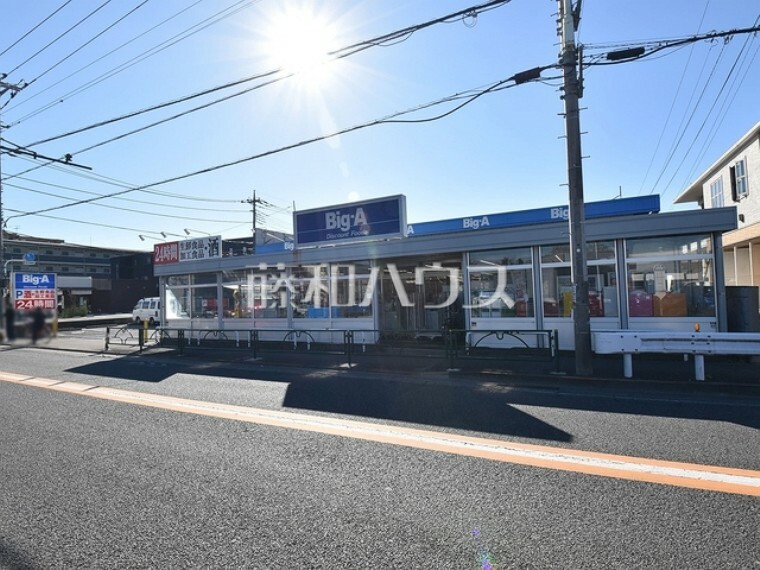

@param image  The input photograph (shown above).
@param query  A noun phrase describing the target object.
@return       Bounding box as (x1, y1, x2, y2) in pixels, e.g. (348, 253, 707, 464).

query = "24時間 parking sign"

(13, 272, 57, 311)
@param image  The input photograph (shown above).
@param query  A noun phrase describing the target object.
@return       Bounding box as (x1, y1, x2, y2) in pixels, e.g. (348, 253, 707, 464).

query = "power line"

(643, 41, 728, 196)
(2, 206, 198, 236)
(2, 154, 242, 204)
(10, 175, 250, 213)
(5, 0, 206, 111)
(7, 0, 259, 122)
(657, 21, 759, 199)
(21, 0, 514, 146)
(0, 0, 74, 58)
(635, 0, 712, 195)
(6, 66, 547, 224)
(25, 0, 152, 87)
(583, 26, 760, 66)
(5, 0, 115, 77)
(679, 34, 760, 192)
(3, 180, 247, 223)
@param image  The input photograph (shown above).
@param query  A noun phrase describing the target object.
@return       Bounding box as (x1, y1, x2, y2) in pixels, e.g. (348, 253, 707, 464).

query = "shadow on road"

(0, 537, 39, 570)
(64, 352, 760, 440)
(281, 375, 573, 442)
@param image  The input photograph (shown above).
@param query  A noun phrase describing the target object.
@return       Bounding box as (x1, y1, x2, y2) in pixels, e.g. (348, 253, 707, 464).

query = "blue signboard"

(294, 195, 406, 247)
(406, 195, 660, 237)
(13, 272, 58, 311)
(256, 241, 295, 254)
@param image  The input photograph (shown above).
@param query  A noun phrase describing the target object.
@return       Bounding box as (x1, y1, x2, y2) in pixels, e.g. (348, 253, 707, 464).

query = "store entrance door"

(378, 257, 463, 339)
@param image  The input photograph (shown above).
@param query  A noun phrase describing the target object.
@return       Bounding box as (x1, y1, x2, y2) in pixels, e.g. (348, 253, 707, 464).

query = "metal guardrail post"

(552, 329, 560, 373)
(344, 330, 353, 366)
(178, 329, 185, 355)
(445, 329, 456, 369)
(105, 327, 110, 351)
(138, 323, 145, 352)
(251, 330, 259, 358)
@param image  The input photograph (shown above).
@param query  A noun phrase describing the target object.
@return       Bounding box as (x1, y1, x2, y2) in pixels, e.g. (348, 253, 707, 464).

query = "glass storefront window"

(626, 234, 712, 258)
(626, 234, 714, 317)
(251, 267, 289, 319)
(330, 263, 374, 318)
(293, 264, 329, 318)
(471, 247, 532, 267)
(190, 286, 219, 319)
(588, 263, 618, 317)
(222, 270, 251, 319)
(192, 273, 218, 285)
(166, 286, 190, 319)
(469, 248, 533, 318)
(166, 275, 190, 287)
(540, 241, 618, 317)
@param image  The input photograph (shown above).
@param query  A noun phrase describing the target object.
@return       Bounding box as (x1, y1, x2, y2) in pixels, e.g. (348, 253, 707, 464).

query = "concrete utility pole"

(557, 0, 593, 375)
(242, 189, 264, 254)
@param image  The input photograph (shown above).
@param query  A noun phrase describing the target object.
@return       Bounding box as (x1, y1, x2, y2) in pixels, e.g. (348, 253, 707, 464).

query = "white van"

(132, 297, 161, 325)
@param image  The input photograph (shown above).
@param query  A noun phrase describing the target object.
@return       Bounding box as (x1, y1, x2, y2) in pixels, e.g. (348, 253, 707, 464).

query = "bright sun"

(264, 7, 339, 89)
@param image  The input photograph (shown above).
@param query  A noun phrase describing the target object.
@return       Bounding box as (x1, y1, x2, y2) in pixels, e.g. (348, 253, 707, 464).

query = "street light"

(138, 234, 162, 242)
(184, 228, 211, 236)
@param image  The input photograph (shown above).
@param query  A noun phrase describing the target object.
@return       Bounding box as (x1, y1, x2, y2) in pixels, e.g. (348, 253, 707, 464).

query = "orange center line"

(1, 371, 759, 497)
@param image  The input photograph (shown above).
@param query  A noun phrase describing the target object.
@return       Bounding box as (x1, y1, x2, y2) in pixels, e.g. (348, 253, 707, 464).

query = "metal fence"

(150, 327, 560, 371)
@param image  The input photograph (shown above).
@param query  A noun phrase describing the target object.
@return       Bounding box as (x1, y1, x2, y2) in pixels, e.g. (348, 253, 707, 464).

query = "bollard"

(694, 354, 705, 381)
(623, 353, 633, 378)
(105, 327, 110, 351)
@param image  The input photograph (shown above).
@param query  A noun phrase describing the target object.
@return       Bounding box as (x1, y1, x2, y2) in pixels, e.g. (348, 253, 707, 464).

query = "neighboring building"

(2, 232, 139, 313)
(108, 252, 159, 313)
(674, 121, 760, 287)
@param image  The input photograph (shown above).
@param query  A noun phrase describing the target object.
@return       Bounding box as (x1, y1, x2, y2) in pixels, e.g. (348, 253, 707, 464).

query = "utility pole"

(0, 77, 25, 336)
(557, 0, 593, 375)
(241, 189, 264, 254)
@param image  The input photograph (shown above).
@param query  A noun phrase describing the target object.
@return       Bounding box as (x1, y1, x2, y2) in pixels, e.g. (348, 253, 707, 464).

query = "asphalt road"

(0, 348, 758, 569)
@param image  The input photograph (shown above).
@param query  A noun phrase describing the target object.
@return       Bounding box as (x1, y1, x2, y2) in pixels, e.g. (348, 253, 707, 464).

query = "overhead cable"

(25, 0, 152, 87)
(23, 0, 514, 146)
(8, 66, 548, 221)
(8, 0, 259, 121)
(0, 0, 74, 58)
(5, 0, 115, 77)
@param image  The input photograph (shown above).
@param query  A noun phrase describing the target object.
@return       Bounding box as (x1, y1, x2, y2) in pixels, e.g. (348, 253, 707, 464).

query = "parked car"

(132, 297, 160, 325)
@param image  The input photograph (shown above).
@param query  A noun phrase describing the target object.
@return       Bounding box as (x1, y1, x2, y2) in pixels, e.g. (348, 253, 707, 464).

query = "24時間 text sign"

(13, 272, 57, 311)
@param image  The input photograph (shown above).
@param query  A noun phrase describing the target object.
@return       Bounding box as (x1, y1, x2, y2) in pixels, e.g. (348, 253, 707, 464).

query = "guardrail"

(593, 330, 760, 381)
(153, 327, 560, 371)
(105, 324, 161, 352)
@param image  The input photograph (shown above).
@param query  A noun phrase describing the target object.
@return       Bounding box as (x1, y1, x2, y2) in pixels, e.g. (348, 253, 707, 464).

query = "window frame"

(710, 177, 724, 208)
(735, 158, 748, 199)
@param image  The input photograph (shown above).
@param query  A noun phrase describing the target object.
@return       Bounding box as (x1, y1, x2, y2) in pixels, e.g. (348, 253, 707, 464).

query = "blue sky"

(1, 0, 758, 251)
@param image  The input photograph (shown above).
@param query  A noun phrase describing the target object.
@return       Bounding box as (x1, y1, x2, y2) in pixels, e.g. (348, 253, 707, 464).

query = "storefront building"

(152, 195, 736, 350)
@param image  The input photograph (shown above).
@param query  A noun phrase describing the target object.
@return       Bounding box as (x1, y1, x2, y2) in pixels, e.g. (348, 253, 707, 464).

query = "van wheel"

(134, 317, 141, 325)
(148, 317, 155, 326)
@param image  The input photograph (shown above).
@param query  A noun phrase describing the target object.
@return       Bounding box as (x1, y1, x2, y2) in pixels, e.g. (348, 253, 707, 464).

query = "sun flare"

(264, 7, 339, 89)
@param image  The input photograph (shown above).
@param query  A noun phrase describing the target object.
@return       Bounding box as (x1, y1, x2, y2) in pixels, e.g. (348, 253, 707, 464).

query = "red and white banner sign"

(153, 242, 180, 265)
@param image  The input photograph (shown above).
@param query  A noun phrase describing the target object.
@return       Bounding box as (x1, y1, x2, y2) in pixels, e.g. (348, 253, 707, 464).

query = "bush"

(61, 306, 88, 318)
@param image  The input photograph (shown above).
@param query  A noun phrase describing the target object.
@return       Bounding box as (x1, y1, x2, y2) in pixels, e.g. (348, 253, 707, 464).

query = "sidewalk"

(3, 329, 758, 392)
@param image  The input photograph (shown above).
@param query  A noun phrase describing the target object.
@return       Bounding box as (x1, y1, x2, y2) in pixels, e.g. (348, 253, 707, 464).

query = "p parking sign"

(13, 272, 57, 311)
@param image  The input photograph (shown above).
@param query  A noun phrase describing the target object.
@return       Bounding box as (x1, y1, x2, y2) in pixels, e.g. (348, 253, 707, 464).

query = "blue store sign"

(13, 272, 58, 311)
(294, 195, 406, 247)
(406, 195, 660, 237)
